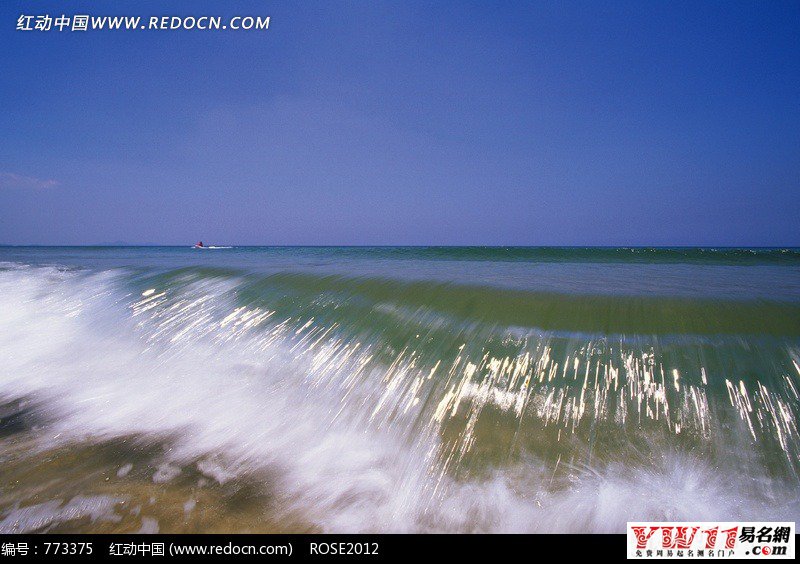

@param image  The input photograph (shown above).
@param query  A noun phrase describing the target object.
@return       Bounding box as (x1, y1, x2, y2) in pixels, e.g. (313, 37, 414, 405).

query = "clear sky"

(1, 0, 798, 246)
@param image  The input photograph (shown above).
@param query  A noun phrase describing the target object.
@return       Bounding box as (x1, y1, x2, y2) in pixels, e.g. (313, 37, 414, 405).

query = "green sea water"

(0, 246, 798, 532)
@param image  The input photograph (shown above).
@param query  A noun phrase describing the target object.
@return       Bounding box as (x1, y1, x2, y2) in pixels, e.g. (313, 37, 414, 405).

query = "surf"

(0, 250, 798, 532)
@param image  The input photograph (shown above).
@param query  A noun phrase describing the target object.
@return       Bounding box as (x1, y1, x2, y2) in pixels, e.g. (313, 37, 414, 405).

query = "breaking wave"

(1, 261, 799, 532)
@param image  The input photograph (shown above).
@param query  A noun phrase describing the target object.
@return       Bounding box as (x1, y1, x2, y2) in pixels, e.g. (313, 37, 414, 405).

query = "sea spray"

(1, 247, 798, 532)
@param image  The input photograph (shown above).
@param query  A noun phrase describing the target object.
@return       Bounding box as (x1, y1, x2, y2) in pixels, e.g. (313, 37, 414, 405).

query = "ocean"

(1, 246, 799, 533)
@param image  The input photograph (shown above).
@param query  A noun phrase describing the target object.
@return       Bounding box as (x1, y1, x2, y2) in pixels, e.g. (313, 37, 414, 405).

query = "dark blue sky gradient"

(1, 1, 798, 245)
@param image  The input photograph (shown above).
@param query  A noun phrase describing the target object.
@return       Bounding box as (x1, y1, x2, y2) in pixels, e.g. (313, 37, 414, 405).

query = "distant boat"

(192, 242, 232, 249)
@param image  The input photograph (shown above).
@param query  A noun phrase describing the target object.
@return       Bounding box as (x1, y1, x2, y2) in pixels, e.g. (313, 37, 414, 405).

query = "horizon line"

(1, 244, 799, 249)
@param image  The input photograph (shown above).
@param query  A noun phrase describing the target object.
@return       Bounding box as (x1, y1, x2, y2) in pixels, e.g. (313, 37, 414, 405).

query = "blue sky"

(1, 0, 798, 245)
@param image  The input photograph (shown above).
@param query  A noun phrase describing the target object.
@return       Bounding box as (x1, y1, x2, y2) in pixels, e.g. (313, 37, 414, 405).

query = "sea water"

(0, 246, 798, 532)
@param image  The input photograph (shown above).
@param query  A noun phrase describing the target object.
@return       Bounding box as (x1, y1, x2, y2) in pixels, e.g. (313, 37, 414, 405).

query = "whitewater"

(0, 247, 798, 533)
